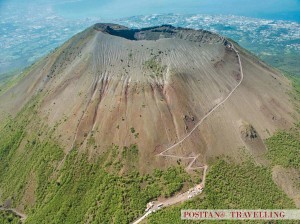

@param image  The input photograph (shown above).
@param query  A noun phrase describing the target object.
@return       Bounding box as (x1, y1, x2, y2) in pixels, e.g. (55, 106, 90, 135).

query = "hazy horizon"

(0, 0, 299, 76)
(0, 0, 300, 22)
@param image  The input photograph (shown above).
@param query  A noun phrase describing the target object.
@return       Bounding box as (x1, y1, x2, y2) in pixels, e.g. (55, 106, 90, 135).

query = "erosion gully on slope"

(3, 37, 243, 223)
(159, 39, 243, 171)
(133, 38, 244, 224)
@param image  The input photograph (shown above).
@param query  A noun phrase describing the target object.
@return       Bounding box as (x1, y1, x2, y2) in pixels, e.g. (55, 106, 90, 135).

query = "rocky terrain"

(0, 24, 299, 223)
(1, 24, 296, 171)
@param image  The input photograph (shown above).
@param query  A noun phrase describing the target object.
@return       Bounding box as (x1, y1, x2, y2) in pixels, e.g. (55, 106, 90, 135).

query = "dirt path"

(0, 206, 27, 222)
(159, 43, 243, 159)
(1, 41, 242, 224)
(132, 41, 244, 224)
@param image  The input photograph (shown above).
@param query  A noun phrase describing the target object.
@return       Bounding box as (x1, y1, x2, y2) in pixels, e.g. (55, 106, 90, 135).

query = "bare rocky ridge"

(93, 23, 222, 42)
(0, 24, 297, 173)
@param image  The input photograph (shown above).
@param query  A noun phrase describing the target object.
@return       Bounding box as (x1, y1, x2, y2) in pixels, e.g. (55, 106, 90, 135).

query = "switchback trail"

(132, 41, 244, 224)
(159, 42, 243, 164)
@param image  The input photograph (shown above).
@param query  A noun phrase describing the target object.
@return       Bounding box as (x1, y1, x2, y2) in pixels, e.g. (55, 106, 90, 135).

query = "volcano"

(0, 23, 297, 172)
(0, 24, 299, 223)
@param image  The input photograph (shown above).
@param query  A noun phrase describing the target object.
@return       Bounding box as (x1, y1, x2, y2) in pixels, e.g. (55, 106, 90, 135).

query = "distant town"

(1, 9, 299, 76)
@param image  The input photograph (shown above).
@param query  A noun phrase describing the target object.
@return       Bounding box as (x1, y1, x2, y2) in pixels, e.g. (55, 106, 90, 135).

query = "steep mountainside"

(0, 24, 296, 172)
(0, 24, 299, 223)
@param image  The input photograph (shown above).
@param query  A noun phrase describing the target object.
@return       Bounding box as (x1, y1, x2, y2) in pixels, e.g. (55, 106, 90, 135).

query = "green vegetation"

(87, 134, 96, 147)
(290, 76, 300, 113)
(261, 53, 300, 78)
(147, 160, 295, 224)
(0, 211, 21, 224)
(0, 98, 193, 223)
(0, 53, 298, 223)
(266, 75, 300, 170)
(23, 153, 191, 223)
(266, 129, 300, 169)
(128, 52, 133, 58)
(129, 127, 139, 139)
(154, 167, 186, 197)
(292, 76, 300, 99)
(148, 115, 300, 223)
(122, 144, 138, 158)
(144, 57, 166, 77)
(121, 144, 139, 171)
(26, 151, 144, 223)
(1, 97, 297, 223)
(169, 79, 300, 224)
(0, 99, 64, 209)
(204, 160, 294, 209)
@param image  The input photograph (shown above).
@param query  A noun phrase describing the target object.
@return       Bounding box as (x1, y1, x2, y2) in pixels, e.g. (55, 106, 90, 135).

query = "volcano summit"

(0, 24, 298, 223)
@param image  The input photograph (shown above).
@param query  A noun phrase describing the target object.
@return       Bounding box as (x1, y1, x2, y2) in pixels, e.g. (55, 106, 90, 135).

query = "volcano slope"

(0, 24, 299, 223)
(0, 23, 297, 169)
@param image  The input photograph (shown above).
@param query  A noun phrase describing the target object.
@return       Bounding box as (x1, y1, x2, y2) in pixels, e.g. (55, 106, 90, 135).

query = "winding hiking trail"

(159, 41, 243, 169)
(133, 41, 244, 224)
(3, 40, 243, 224)
(0, 40, 243, 224)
